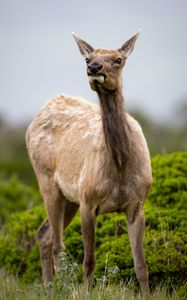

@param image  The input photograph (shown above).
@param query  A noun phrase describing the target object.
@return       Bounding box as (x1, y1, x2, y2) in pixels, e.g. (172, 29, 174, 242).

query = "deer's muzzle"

(88, 75, 105, 84)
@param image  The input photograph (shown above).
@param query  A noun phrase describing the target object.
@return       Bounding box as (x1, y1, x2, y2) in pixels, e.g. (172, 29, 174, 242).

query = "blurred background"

(0, 0, 187, 186)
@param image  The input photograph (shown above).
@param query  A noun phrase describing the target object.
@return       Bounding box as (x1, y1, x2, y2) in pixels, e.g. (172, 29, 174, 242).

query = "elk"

(26, 31, 152, 294)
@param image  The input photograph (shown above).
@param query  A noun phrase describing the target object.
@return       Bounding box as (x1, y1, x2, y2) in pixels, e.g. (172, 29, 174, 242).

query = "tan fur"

(26, 32, 152, 294)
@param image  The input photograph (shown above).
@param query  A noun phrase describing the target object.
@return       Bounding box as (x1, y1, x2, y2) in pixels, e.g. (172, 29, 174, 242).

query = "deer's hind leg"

(36, 175, 65, 283)
(38, 218, 54, 284)
(37, 176, 79, 284)
(37, 173, 64, 283)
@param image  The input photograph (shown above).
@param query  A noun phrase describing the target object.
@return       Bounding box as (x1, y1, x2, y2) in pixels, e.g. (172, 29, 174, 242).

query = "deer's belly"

(54, 169, 114, 206)
(54, 167, 131, 214)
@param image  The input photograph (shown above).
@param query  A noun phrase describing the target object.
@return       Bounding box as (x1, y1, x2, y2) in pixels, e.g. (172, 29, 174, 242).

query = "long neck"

(97, 89, 131, 173)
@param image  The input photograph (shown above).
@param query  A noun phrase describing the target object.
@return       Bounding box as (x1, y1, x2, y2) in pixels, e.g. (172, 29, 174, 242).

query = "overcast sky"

(0, 0, 187, 125)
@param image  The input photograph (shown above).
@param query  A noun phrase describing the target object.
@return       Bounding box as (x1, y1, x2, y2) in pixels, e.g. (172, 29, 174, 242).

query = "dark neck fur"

(97, 88, 131, 174)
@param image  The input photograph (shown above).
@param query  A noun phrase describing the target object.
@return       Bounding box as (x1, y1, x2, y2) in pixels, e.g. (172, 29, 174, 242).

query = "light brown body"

(26, 31, 152, 294)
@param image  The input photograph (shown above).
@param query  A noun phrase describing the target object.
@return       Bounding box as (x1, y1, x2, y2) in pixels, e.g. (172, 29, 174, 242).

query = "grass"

(0, 272, 186, 300)
(0, 252, 186, 300)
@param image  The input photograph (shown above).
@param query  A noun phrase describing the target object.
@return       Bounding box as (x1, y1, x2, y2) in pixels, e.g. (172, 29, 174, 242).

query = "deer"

(26, 31, 152, 294)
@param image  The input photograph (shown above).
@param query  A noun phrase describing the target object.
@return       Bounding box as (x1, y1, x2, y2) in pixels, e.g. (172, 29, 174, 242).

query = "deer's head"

(72, 31, 140, 93)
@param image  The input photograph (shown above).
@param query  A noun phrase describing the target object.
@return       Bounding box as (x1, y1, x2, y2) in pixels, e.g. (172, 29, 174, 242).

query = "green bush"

(0, 152, 186, 285)
(150, 152, 187, 208)
(144, 152, 187, 284)
(0, 174, 40, 226)
(0, 205, 45, 281)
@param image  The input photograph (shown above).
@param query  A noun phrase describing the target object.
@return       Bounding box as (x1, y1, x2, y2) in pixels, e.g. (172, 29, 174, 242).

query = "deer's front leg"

(80, 203, 96, 279)
(127, 206, 149, 295)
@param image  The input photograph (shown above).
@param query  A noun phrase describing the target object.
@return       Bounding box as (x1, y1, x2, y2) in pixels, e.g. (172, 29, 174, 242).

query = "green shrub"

(0, 152, 186, 285)
(150, 152, 187, 208)
(0, 174, 40, 226)
(0, 205, 45, 281)
(144, 152, 187, 284)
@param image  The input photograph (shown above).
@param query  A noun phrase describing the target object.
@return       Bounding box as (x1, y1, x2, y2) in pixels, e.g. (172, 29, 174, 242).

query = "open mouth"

(88, 74, 106, 84)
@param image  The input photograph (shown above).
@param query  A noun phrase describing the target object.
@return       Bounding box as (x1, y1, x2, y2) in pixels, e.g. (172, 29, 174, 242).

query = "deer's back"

(26, 94, 102, 169)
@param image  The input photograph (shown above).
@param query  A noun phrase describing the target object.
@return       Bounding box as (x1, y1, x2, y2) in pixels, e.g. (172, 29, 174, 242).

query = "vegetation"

(0, 111, 187, 298)
(1, 270, 186, 300)
(0, 252, 187, 300)
(0, 152, 186, 298)
(0, 174, 40, 226)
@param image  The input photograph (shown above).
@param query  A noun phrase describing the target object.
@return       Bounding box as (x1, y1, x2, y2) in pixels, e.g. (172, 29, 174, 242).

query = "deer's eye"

(85, 58, 90, 64)
(114, 57, 122, 65)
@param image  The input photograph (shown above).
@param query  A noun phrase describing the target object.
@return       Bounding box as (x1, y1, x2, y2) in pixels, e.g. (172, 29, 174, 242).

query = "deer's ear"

(72, 32, 94, 58)
(120, 30, 141, 58)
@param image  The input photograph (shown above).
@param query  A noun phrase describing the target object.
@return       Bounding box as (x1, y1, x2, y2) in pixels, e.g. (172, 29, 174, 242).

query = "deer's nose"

(88, 63, 103, 75)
